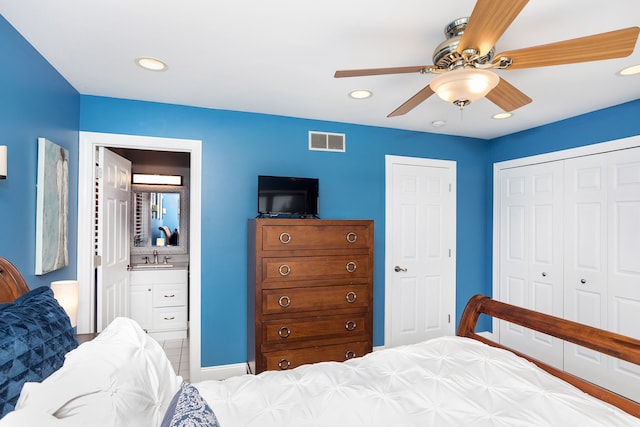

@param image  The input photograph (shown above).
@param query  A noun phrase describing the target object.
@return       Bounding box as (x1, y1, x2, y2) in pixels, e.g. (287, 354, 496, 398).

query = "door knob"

(394, 266, 407, 272)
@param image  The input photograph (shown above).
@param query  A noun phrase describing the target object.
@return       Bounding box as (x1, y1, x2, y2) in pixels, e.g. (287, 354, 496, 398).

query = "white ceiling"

(1, 0, 638, 139)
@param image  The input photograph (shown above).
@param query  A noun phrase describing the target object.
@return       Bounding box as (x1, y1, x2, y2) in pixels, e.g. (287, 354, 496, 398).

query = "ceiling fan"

(334, 0, 640, 117)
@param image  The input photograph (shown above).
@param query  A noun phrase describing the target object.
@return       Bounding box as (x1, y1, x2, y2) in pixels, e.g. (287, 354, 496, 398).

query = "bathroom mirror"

(130, 184, 188, 255)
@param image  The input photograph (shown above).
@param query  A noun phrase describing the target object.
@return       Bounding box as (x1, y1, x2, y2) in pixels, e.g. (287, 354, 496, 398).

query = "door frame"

(491, 134, 640, 340)
(77, 132, 202, 381)
(384, 154, 457, 347)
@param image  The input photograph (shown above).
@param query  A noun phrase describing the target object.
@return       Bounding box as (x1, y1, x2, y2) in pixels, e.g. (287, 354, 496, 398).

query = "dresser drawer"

(261, 255, 371, 285)
(262, 314, 368, 345)
(152, 306, 187, 330)
(153, 283, 187, 307)
(263, 284, 370, 315)
(260, 223, 372, 251)
(262, 341, 371, 371)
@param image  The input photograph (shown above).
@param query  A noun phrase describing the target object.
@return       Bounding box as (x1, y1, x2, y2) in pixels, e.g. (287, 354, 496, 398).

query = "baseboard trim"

(193, 363, 247, 381)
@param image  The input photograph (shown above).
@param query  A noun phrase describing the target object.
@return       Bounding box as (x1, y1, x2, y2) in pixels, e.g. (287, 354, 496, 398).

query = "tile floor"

(159, 338, 190, 382)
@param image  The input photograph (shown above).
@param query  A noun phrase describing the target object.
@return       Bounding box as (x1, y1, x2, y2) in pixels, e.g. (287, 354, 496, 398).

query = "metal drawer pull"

(278, 358, 291, 370)
(345, 350, 357, 359)
(346, 232, 358, 243)
(345, 320, 357, 331)
(345, 261, 357, 273)
(278, 326, 291, 338)
(279, 232, 292, 244)
(164, 294, 176, 298)
(164, 316, 176, 321)
(278, 295, 291, 308)
(278, 264, 291, 276)
(581, 279, 587, 284)
(542, 272, 547, 277)
(345, 291, 357, 303)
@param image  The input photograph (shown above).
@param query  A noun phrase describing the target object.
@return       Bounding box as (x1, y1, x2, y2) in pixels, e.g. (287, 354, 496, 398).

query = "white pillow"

(9, 317, 182, 427)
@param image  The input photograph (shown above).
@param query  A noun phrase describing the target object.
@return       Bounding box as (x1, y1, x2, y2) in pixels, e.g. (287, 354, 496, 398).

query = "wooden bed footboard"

(457, 294, 640, 418)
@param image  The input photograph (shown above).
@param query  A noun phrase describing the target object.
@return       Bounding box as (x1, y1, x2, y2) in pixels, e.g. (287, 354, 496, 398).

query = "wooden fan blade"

(496, 26, 640, 70)
(334, 65, 431, 78)
(459, 0, 529, 57)
(387, 85, 435, 117)
(485, 78, 532, 112)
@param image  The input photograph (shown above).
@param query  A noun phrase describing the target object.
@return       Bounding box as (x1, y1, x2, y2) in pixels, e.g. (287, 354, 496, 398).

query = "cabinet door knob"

(278, 358, 291, 370)
(278, 295, 291, 308)
(345, 320, 357, 331)
(278, 326, 291, 338)
(279, 232, 291, 244)
(278, 264, 291, 276)
(346, 232, 358, 243)
(541, 272, 547, 277)
(345, 291, 357, 303)
(581, 279, 587, 284)
(345, 261, 357, 273)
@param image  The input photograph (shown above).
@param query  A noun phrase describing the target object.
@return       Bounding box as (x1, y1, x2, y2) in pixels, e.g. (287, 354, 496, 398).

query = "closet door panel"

(564, 155, 609, 384)
(606, 149, 640, 401)
(499, 163, 563, 368)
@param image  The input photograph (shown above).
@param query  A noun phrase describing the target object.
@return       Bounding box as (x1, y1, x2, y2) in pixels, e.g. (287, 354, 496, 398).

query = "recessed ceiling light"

(349, 90, 372, 99)
(492, 112, 513, 120)
(618, 64, 640, 76)
(135, 57, 168, 72)
(431, 120, 446, 127)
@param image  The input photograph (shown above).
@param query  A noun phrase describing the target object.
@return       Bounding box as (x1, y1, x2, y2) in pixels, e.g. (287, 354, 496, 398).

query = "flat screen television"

(258, 175, 319, 217)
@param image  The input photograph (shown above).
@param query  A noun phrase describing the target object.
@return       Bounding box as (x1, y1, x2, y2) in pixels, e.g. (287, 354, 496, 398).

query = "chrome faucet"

(153, 249, 159, 264)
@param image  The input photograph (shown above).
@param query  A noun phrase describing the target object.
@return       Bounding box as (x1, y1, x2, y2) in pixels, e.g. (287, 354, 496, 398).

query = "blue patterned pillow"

(0, 286, 78, 418)
(161, 382, 220, 427)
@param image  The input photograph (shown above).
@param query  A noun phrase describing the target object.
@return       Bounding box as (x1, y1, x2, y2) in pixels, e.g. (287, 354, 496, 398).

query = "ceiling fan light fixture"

(430, 68, 499, 107)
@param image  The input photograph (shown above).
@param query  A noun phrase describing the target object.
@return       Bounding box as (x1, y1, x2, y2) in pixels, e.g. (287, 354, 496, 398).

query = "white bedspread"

(195, 336, 640, 426)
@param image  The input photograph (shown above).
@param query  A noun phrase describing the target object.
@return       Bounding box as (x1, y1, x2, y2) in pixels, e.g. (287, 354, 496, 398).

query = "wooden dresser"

(248, 218, 374, 374)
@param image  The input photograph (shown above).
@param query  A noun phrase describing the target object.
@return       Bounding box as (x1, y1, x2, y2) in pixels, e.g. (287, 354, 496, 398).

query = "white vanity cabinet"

(129, 268, 188, 340)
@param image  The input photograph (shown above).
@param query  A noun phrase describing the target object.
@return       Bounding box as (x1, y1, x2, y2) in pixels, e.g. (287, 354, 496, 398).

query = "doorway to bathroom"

(76, 132, 203, 381)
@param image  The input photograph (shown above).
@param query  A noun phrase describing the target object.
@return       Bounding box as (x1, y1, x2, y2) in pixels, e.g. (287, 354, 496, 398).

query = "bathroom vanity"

(129, 264, 189, 340)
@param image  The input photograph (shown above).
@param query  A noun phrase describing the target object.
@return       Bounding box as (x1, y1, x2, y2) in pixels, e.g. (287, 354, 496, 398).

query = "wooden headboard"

(458, 294, 640, 418)
(0, 256, 30, 304)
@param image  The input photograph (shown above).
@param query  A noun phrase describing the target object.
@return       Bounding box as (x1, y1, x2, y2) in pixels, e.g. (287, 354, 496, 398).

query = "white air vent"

(309, 131, 345, 152)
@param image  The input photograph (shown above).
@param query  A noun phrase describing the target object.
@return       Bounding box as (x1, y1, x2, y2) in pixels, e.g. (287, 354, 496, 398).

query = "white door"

(606, 147, 640, 400)
(385, 156, 456, 347)
(498, 162, 564, 368)
(564, 147, 640, 400)
(97, 147, 131, 332)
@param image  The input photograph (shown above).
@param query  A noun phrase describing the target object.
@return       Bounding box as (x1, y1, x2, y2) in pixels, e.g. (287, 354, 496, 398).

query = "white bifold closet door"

(498, 161, 565, 369)
(563, 147, 640, 402)
(498, 145, 640, 402)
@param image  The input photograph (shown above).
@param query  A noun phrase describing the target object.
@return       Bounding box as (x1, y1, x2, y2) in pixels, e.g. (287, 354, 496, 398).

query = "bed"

(1, 255, 639, 426)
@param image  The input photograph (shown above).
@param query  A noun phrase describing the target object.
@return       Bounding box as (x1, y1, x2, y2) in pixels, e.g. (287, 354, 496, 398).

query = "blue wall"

(0, 15, 79, 286)
(1, 13, 638, 369)
(79, 96, 490, 366)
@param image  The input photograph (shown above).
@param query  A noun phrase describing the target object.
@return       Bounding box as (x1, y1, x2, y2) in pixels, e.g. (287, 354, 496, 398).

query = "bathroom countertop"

(128, 261, 189, 270)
